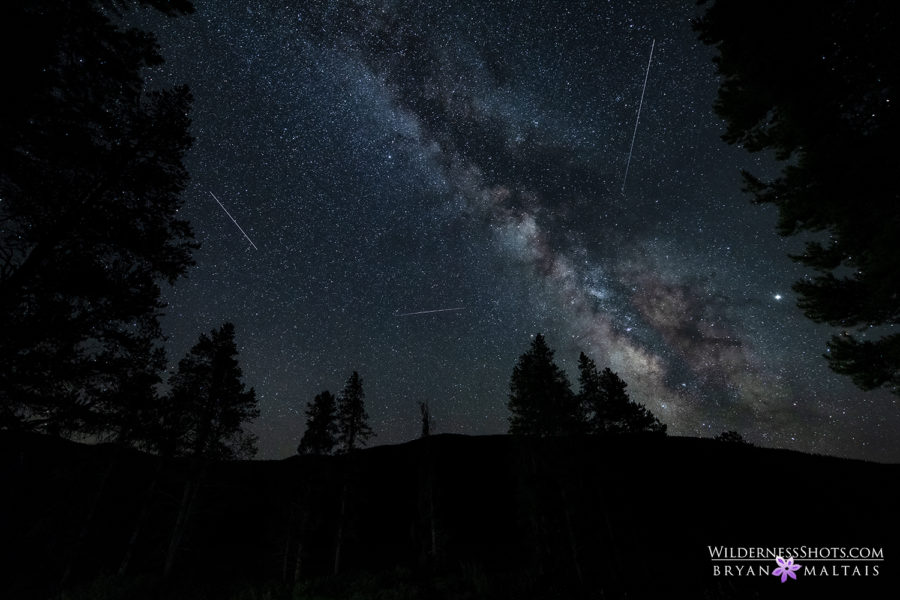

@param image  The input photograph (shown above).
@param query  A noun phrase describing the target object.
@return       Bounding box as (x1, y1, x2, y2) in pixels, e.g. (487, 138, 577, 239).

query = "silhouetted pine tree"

(590, 366, 665, 434)
(0, 0, 197, 435)
(577, 352, 607, 433)
(298, 391, 338, 455)
(337, 371, 374, 453)
(508, 334, 584, 436)
(577, 353, 666, 434)
(620, 399, 666, 435)
(694, 1, 900, 396)
(158, 322, 258, 579)
(594, 367, 630, 434)
(159, 323, 259, 460)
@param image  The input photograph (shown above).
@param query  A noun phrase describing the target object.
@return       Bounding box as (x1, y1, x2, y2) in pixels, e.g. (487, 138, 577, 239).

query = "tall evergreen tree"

(0, 0, 198, 435)
(508, 334, 584, 436)
(694, 1, 900, 396)
(576, 352, 607, 432)
(158, 322, 256, 580)
(336, 371, 374, 453)
(298, 391, 338, 456)
(595, 367, 630, 434)
(159, 323, 259, 460)
(589, 365, 665, 435)
(620, 396, 667, 435)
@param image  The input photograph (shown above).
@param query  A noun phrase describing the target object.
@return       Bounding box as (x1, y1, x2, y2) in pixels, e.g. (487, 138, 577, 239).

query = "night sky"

(133, 0, 899, 461)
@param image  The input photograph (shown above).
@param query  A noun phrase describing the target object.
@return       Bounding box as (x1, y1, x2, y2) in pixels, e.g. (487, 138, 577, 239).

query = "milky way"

(135, 0, 900, 461)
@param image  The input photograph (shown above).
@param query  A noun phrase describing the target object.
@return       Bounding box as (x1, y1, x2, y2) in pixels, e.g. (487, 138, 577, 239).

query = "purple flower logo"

(773, 556, 801, 582)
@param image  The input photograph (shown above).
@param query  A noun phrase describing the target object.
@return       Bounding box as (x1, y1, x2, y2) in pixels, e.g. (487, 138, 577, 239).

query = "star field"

(134, 0, 900, 461)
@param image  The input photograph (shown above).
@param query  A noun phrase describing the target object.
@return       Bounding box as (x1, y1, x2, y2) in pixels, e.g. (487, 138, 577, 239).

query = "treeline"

(508, 334, 666, 437)
(293, 334, 666, 459)
(297, 371, 375, 455)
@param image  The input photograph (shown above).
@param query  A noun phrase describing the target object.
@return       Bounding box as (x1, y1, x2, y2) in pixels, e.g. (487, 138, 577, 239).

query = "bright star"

(774, 294, 782, 301)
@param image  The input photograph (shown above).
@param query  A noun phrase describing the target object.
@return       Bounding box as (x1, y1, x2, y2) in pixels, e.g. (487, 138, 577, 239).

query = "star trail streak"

(394, 307, 467, 317)
(209, 191, 258, 250)
(622, 38, 655, 193)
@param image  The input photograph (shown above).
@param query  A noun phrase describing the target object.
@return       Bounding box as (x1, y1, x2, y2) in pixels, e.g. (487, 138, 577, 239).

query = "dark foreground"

(1, 432, 896, 599)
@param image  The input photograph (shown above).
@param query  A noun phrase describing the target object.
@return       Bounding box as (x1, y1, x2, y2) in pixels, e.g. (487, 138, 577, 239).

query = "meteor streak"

(209, 191, 258, 250)
(622, 38, 655, 193)
(395, 307, 466, 317)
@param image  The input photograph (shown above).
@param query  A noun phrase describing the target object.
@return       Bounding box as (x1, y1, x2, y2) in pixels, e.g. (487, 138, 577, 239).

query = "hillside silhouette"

(2, 431, 896, 599)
